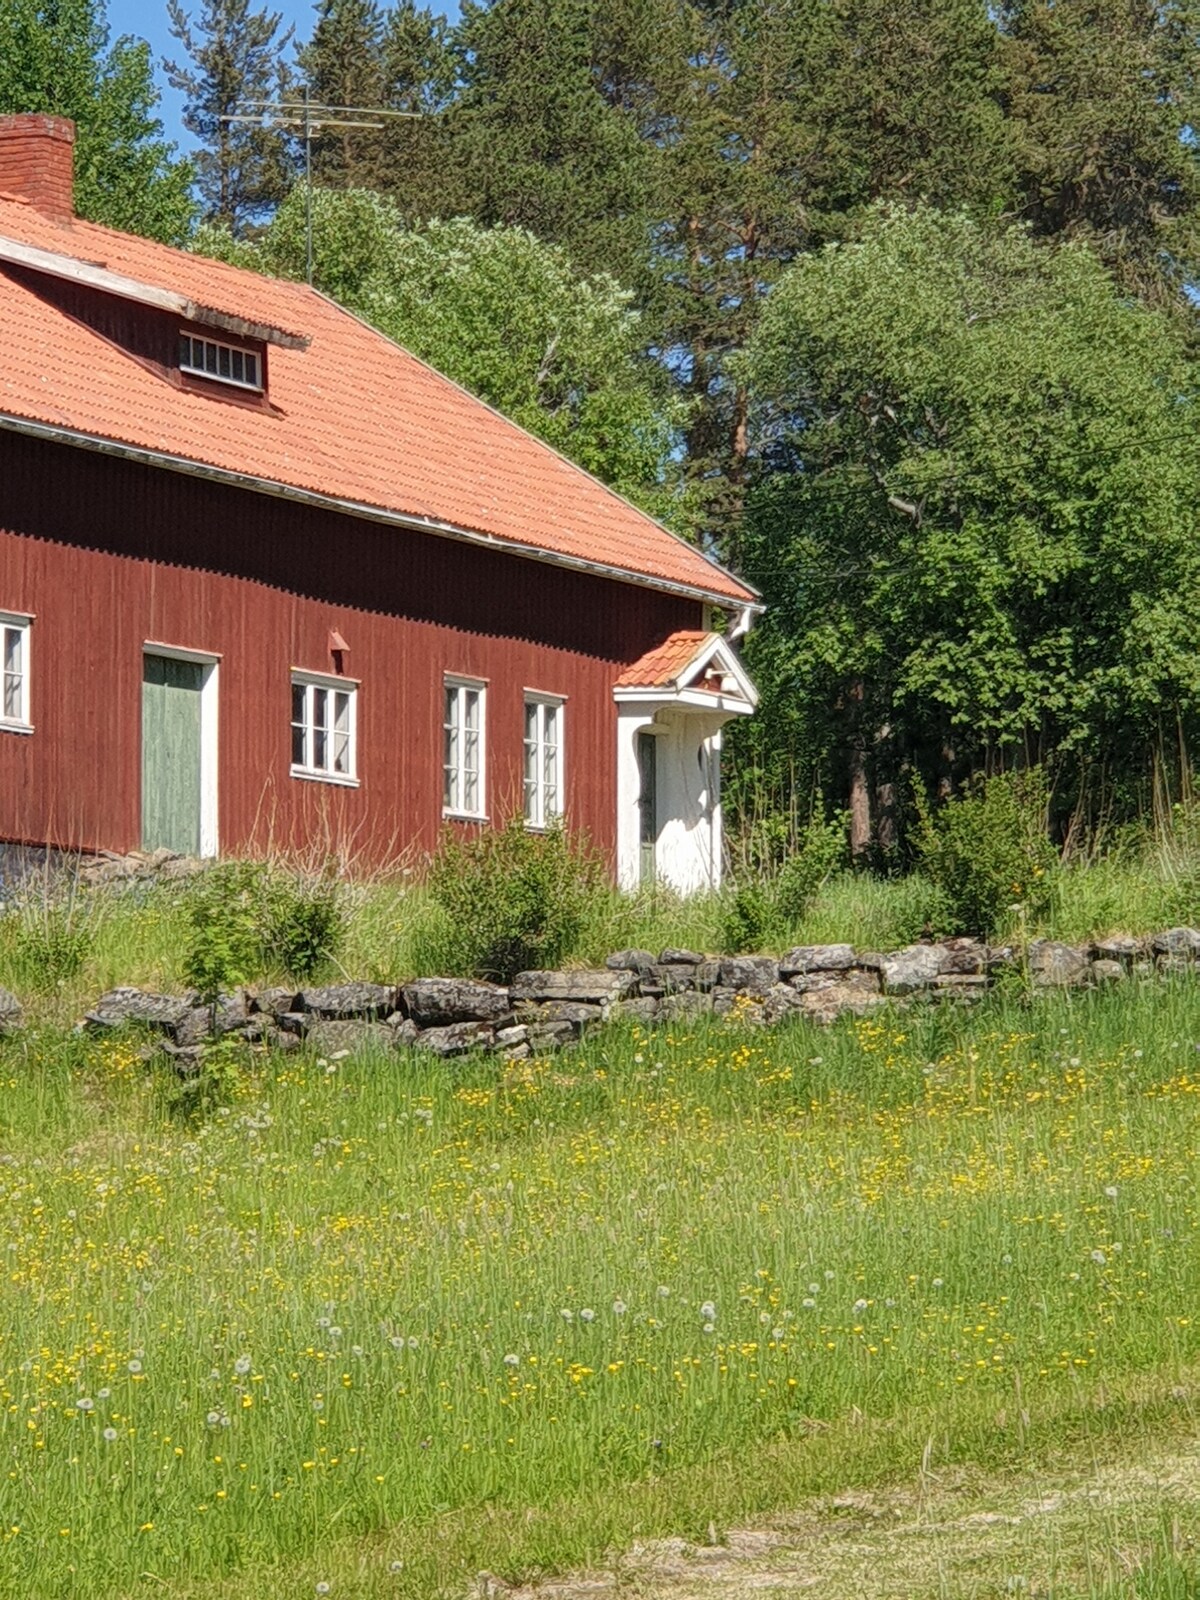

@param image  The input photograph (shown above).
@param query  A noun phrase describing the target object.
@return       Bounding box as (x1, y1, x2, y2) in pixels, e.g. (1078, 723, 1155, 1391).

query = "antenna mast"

(222, 90, 422, 284)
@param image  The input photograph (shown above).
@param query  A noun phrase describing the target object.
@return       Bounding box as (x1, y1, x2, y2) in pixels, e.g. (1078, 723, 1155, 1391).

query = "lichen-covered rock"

(510, 969, 637, 1005)
(716, 956, 779, 993)
(390, 1017, 421, 1048)
(939, 938, 987, 976)
(299, 982, 397, 1019)
(779, 944, 856, 977)
(660, 991, 714, 1022)
(640, 963, 694, 996)
(1092, 935, 1147, 964)
(789, 967, 881, 997)
(411, 1020, 496, 1058)
(1151, 928, 1200, 958)
(610, 996, 661, 1024)
(517, 1000, 603, 1031)
(251, 986, 301, 1019)
(1028, 941, 1091, 987)
(0, 986, 23, 1032)
(400, 977, 511, 1028)
(605, 949, 657, 972)
(658, 948, 704, 966)
(85, 987, 192, 1033)
(307, 1020, 396, 1056)
(878, 945, 944, 995)
(798, 971, 886, 1024)
(1090, 959, 1126, 984)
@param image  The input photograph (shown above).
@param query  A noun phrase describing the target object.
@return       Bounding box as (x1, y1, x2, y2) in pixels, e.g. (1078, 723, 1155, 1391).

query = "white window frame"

(523, 692, 564, 830)
(291, 670, 359, 787)
(0, 612, 32, 734)
(179, 331, 263, 392)
(443, 675, 487, 819)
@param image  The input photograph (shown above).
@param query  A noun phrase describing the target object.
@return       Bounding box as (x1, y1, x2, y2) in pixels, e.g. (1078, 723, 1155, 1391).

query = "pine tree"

(374, 1, 461, 220)
(0, 0, 195, 241)
(450, 0, 652, 285)
(999, 0, 1200, 311)
(164, 0, 296, 233)
(297, 0, 387, 188)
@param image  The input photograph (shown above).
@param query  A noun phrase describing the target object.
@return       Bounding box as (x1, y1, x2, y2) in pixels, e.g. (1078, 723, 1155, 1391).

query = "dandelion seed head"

(503, 1353, 520, 1366)
(699, 1301, 716, 1320)
(233, 1354, 251, 1376)
(612, 1300, 627, 1316)
(76, 1397, 93, 1411)
(579, 1308, 595, 1322)
(102, 1427, 118, 1442)
(127, 1359, 142, 1374)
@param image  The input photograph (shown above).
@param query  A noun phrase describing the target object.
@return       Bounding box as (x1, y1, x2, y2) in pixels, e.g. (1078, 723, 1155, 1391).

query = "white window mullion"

(444, 676, 487, 818)
(523, 693, 563, 829)
(291, 671, 358, 785)
(0, 614, 32, 732)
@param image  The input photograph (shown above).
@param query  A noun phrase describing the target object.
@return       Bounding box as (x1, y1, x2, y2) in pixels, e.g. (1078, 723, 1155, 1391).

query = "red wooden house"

(0, 114, 760, 892)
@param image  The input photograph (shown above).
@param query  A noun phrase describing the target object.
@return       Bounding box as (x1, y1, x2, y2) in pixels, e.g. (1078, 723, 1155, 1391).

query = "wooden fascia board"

(0, 233, 310, 350)
(612, 686, 756, 715)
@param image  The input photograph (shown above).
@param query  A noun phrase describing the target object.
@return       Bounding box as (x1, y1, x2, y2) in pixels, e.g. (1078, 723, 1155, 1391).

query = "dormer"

(0, 116, 308, 399)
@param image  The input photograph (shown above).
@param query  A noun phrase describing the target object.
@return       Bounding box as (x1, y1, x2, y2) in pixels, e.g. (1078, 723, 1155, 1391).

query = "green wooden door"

(637, 732, 658, 886)
(142, 654, 203, 855)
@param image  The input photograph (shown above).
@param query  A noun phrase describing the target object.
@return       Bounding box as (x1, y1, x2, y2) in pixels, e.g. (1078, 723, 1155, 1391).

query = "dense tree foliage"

(0, 0, 193, 240)
(739, 206, 1200, 847)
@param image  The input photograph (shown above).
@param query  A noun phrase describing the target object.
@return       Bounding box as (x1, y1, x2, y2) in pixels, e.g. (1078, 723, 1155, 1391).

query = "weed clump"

(424, 818, 604, 982)
(720, 809, 847, 951)
(915, 769, 1059, 936)
(180, 861, 345, 999)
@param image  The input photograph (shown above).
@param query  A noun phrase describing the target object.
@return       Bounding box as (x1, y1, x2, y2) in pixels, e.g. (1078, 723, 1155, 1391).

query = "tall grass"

(0, 981, 1197, 1596)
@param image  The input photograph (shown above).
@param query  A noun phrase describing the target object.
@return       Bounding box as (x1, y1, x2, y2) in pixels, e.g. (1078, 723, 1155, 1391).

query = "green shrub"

(718, 879, 774, 954)
(180, 862, 346, 996)
(259, 873, 344, 980)
(180, 861, 264, 1006)
(774, 810, 848, 928)
(426, 818, 604, 982)
(915, 769, 1059, 936)
(9, 904, 92, 990)
(720, 808, 847, 951)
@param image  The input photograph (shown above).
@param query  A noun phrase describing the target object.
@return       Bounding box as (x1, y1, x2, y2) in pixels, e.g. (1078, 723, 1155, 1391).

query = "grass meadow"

(0, 975, 1197, 1597)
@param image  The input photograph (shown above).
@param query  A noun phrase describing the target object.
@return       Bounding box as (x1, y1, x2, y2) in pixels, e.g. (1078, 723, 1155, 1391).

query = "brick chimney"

(0, 114, 75, 221)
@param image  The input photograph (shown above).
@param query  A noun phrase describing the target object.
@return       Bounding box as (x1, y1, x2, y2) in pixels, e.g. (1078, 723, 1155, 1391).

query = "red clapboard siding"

(0, 430, 702, 869)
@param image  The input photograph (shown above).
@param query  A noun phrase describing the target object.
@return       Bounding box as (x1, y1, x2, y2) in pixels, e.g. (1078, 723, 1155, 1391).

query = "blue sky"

(106, 0, 456, 151)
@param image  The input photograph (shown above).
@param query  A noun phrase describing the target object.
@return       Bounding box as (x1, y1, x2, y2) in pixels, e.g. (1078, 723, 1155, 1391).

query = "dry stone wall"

(10, 926, 1191, 1068)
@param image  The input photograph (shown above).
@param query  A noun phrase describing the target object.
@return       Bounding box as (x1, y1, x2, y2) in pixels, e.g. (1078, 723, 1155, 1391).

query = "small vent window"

(179, 332, 262, 391)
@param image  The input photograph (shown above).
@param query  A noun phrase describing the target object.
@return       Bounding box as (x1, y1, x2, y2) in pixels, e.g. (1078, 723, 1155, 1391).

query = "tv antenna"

(222, 88, 423, 283)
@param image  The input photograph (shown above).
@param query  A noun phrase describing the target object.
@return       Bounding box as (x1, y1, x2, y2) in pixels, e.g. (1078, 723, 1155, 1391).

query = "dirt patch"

(496, 1445, 1200, 1599)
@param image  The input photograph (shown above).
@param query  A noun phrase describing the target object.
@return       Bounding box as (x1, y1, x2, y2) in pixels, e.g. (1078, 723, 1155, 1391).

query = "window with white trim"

(444, 677, 485, 817)
(524, 694, 563, 829)
(0, 613, 31, 730)
(291, 672, 357, 782)
(180, 332, 262, 391)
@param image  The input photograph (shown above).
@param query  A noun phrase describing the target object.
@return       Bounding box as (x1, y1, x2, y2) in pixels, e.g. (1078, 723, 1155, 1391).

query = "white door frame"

(142, 640, 221, 858)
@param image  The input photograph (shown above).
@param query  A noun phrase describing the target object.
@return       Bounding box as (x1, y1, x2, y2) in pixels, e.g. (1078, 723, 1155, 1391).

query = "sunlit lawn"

(0, 981, 1197, 1597)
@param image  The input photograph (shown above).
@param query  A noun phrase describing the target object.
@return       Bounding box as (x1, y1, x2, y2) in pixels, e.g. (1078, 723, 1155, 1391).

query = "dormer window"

(179, 332, 262, 391)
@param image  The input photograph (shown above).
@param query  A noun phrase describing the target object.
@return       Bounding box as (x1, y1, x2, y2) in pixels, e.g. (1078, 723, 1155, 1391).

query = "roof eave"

(0, 411, 763, 613)
(0, 232, 311, 349)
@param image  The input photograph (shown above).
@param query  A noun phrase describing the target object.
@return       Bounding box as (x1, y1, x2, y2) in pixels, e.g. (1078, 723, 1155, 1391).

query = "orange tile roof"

(614, 629, 714, 688)
(0, 196, 757, 607)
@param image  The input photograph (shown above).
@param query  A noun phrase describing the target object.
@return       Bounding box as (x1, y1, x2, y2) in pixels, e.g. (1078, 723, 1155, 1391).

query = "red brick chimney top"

(0, 114, 75, 221)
